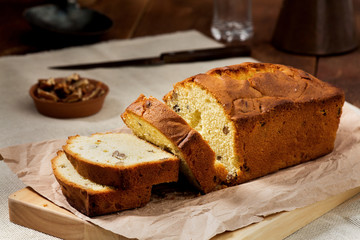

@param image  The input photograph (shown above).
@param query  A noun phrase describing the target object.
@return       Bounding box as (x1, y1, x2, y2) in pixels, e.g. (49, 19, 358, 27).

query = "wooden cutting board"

(8, 187, 360, 240)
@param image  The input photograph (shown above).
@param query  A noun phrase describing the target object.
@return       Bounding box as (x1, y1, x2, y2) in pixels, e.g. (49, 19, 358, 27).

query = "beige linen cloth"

(1, 31, 360, 240)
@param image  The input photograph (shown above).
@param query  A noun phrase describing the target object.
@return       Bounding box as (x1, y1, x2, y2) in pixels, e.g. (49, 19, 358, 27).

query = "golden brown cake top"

(167, 62, 345, 118)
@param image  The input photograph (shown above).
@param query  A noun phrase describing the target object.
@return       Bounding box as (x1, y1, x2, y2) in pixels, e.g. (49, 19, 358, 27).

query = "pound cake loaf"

(52, 151, 152, 216)
(63, 132, 179, 189)
(164, 62, 345, 185)
(121, 94, 220, 193)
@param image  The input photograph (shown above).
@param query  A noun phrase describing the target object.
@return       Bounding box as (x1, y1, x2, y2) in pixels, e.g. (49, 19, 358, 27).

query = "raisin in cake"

(164, 62, 345, 185)
(121, 94, 221, 193)
(62, 132, 179, 189)
(52, 151, 152, 216)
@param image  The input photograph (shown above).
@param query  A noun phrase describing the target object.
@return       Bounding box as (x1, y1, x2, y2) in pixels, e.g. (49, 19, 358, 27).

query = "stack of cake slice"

(52, 132, 179, 216)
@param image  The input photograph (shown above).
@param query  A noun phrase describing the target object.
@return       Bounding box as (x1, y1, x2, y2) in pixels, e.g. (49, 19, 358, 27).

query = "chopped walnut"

(222, 126, 229, 135)
(73, 78, 89, 88)
(82, 87, 103, 101)
(173, 104, 181, 113)
(67, 73, 80, 81)
(172, 91, 178, 100)
(54, 82, 71, 98)
(112, 150, 127, 160)
(35, 74, 105, 103)
(38, 78, 56, 91)
(145, 100, 152, 108)
(36, 88, 59, 102)
(63, 88, 82, 103)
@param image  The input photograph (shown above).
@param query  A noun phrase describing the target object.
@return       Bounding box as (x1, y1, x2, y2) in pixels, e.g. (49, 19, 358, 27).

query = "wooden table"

(1, 0, 359, 106)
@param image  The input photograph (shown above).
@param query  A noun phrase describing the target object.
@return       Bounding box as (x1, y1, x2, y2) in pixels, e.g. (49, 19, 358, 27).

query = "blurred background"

(0, 0, 359, 104)
(1, 1, 356, 57)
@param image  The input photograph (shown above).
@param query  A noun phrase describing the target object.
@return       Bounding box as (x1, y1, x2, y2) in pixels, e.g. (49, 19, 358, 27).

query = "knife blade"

(49, 46, 251, 70)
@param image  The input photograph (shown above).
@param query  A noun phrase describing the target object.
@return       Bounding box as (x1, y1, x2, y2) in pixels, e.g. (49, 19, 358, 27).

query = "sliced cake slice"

(62, 132, 179, 189)
(121, 94, 222, 193)
(52, 151, 152, 217)
(164, 62, 345, 185)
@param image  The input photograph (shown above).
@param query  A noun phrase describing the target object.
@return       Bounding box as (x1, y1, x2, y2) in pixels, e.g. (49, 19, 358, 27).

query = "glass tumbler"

(211, 0, 253, 43)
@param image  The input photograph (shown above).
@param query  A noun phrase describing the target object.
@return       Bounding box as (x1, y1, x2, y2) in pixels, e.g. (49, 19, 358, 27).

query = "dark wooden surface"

(0, 0, 359, 107)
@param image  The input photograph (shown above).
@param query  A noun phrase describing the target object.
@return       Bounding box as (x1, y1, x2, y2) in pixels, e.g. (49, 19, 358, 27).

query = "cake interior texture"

(123, 112, 200, 189)
(63, 132, 180, 189)
(121, 94, 221, 193)
(66, 133, 175, 167)
(167, 82, 238, 174)
(164, 62, 345, 184)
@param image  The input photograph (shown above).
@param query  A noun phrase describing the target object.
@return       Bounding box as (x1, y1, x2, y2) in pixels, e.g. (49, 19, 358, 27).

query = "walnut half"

(112, 151, 127, 160)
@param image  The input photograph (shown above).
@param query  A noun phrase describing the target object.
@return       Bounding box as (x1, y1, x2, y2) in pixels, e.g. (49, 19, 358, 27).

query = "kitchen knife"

(49, 46, 251, 70)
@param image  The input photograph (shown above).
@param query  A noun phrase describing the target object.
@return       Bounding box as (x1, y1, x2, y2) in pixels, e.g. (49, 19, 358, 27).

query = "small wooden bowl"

(29, 79, 109, 118)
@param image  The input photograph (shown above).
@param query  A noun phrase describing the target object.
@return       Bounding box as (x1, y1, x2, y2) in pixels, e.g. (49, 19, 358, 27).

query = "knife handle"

(160, 46, 251, 63)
